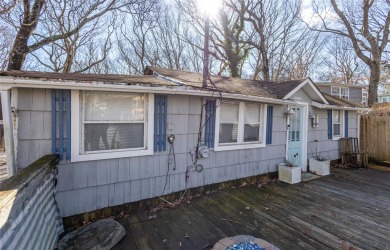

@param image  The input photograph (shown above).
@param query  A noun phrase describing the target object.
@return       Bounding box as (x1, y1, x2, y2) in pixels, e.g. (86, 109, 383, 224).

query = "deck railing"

(0, 154, 63, 250)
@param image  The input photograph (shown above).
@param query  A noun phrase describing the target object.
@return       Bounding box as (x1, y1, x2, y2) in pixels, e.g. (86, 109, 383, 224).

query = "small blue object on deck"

(227, 241, 264, 250)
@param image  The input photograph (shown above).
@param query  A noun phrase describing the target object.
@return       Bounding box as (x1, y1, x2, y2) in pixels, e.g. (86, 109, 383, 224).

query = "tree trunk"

(7, 0, 45, 70)
(7, 27, 31, 70)
(261, 51, 270, 81)
(368, 63, 380, 107)
(230, 57, 240, 78)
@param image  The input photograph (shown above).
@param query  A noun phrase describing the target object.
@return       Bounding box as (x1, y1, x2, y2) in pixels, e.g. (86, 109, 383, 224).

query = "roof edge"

(283, 78, 329, 104)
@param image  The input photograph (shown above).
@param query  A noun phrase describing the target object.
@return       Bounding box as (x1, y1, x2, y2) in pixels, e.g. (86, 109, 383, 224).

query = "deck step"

(374, 161, 390, 168)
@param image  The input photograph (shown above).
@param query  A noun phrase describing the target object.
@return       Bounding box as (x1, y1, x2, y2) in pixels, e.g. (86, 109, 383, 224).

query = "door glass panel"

(295, 108, 300, 141)
(289, 108, 301, 142)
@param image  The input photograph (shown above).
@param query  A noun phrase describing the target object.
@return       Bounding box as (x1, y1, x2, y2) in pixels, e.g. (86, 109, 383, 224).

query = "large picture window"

(215, 101, 266, 151)
(71, 90, 154, 162)
(82, 91, 145, 152)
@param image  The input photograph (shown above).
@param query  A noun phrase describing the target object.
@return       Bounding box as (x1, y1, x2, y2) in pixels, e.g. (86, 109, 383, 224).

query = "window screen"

(82, 91, 145, 152)
(244, 103, 260, 142)
(219, 102, 239, 143)
(332, 110, 341, 137)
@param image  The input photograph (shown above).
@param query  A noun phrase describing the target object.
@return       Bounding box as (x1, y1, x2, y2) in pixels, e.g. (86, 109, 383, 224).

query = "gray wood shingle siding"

(16, 88, 357, 217)
(17, 88, 52, 168)
(307, 108, 357, 160)
(319, 85, 364, 105)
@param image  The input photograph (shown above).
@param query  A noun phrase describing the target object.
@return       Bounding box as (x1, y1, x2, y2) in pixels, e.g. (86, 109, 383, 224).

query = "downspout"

(1, 90, 16, 177)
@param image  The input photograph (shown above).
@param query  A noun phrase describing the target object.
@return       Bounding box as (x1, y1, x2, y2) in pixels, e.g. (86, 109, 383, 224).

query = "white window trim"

(331, 86, 349, 99)
(71, 90, 154, 162)
(214, 102, 267, 151)
(331, 86, 340, 96)
(362, 88, 368, 105)
(332, 109, 345, 141)
(340, 87, 349, 99)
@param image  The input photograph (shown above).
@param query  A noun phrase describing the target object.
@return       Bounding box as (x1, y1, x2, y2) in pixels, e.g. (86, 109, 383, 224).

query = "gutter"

(312, 101, 369, 111)
(0, 76, 298, 106)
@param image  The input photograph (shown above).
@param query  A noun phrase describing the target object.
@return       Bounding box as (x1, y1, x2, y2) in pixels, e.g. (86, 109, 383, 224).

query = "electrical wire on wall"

(187, 75, 224, 185)
(158, 75, 225, 205)
(159, 135, 176, 204)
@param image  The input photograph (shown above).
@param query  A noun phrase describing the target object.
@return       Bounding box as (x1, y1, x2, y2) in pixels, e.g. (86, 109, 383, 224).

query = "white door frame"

(285, 102, 308, 172)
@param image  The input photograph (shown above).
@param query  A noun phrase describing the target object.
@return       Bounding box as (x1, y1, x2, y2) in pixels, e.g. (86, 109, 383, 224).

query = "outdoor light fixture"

(284, 106, 295, 118)
(309, 111, 319, 127)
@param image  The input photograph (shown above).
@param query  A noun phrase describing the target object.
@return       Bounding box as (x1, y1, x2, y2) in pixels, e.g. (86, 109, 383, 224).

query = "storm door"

(287, 106, 303, 167)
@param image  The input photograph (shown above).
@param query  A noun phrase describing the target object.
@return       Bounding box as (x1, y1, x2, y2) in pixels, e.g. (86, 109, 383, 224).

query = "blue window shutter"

(154, 95, 167, 152)
(51, 90, 56, 155)
(266, 106, 273, 144)
(51, 89, 71, 160)
(65, 90, 71, 160)
(59, 90, 63, 160)
(328, 110, 333, 139)
(344, 111, 348, 137)
(205, 100, 216, 148)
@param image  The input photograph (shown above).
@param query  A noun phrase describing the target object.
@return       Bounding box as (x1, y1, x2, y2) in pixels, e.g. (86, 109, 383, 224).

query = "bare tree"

(27, 0, 116, 73)
(177, 0, 249, 77)
(309, 0, 390, 106)
(152, 5, 193, 70)
(320, 36, 368, 85)
(0, 25, 13, 70)
(4, 0, 133, 70)
(228, 0, 324, 81)
(0, 0, 19, 15)
(116, 0, 161, 74)
(280, 31, 324, 80)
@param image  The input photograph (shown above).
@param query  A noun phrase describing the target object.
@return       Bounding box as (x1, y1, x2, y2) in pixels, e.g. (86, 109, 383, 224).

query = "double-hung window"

(331, 86, 349, 99)
(331, 86, 340, 96)
(332, 110, 343, 138)
(71, 90, 154, 162)
(215, 101, 266, 151)
(362, 88, 368, 105)
(219, 102, 239, 143)
(340, 87, 349, 99)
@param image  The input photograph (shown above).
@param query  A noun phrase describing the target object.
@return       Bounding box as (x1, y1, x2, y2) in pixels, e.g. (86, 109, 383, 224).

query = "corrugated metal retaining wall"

(0, 155, 63, 250)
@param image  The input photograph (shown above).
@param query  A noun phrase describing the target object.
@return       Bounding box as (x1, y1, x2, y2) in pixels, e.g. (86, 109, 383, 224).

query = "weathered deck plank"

(113, 168, 390, 249)
(257, 184, 381, 249)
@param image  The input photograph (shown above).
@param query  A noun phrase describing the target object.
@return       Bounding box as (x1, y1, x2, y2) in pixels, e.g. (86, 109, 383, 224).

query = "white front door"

(287, 106, 304, 168)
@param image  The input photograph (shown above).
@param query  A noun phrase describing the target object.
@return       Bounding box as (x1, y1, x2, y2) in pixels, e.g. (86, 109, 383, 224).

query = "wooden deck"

(0, 152, 7, 183)
(113, 168, 390, 250)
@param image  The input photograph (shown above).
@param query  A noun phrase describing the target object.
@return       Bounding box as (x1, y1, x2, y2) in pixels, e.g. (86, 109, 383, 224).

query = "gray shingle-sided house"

(378, 93, 390, 103)
(316, 83, 368, 107)
(0, 67, 367, 218)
